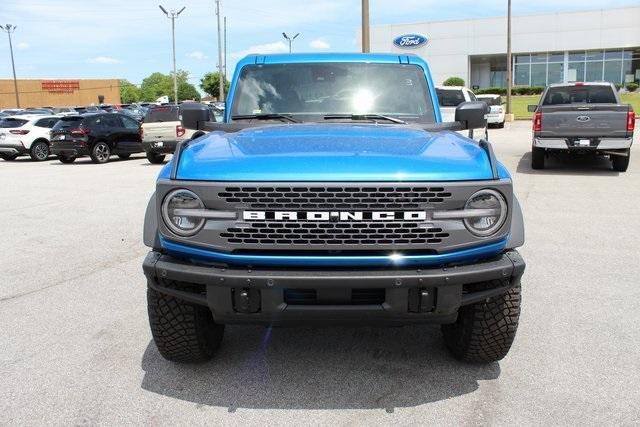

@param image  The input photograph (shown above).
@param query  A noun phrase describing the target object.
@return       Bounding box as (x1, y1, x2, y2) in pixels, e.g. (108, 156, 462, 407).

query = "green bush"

(443, 77, 465, 87)
(615, 83, 624, 91)
(474, 86, 544, 96)
(475, 87, 507, 95)
(625, 82, 639, 92)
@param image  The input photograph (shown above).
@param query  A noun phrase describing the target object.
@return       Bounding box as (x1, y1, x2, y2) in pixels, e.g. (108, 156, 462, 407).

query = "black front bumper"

(142, 250, 525, 326)
(143, 140, 178, 154)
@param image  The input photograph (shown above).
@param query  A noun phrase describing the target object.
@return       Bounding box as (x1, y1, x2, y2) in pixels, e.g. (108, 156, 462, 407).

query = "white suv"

(435, 86, 478, 123)
(0, 115, 60, 161)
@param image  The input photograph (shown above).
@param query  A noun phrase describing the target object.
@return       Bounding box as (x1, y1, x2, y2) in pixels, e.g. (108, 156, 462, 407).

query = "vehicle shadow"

(516, 151, 619, 176)
(140, 325, 500, 411)
(49, 154, 146, 165)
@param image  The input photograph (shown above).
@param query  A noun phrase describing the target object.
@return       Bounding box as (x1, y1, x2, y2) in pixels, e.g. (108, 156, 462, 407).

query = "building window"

(514, 64, 529, 86)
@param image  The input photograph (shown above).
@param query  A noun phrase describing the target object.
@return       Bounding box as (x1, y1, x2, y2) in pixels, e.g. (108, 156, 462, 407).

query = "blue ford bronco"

(142, 53, 525, 363)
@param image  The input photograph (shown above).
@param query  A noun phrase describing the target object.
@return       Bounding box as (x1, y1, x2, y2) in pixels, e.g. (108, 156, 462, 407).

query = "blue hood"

(171, 124, 507, 182)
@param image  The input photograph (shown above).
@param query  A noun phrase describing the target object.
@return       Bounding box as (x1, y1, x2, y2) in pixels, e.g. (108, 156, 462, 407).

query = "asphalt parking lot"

(1, 120, 639, 425)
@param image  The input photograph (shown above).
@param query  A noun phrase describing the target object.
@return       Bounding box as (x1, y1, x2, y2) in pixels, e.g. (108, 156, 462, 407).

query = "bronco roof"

(237, 52, 425, 66)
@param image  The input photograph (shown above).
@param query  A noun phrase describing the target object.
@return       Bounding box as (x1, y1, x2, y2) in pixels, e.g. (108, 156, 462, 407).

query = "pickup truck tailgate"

(538, 104, 631, 138)
(142, 121, 178, 142)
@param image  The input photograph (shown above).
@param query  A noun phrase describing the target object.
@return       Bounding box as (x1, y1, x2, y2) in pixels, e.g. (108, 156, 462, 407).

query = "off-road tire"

(1, 153, 18, 161)
(531, 146, 545, 169)
(90, 142, 111, 164)
(58, 156, 76, 164)
(30, 140, 50, 161)
(146, 152, 166, 164)
(147, 281, 224, 363)
(442, 281, 521, 363)
(611, 149, 630, 172)
(118, 153, 131, 160)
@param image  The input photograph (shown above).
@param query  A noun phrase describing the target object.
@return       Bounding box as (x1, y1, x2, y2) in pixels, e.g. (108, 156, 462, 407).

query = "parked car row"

(436, 86, 506, 128)
(0, 103, 219, 164)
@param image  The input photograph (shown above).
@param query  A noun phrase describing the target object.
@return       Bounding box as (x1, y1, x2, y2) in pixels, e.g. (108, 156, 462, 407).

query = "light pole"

(1, 24, 20, 108)
(159, 5, 185, 105)
(215, 0, 224, 101)
(361, 0, 370, 53)
(506, 0, 512, 116)
(282, 32, 299, 54)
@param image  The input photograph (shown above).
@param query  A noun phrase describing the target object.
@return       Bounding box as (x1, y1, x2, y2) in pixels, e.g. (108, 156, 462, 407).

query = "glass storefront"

(512, 48, 639, 86)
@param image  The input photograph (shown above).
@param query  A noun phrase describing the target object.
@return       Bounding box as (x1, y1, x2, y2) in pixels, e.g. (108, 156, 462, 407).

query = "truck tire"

(90, 142, 111, 164)
(441, 281, 521, 363)
(611, 149, 630, 172)
(531, 147, 545, 169)
(59, 155, 76, 164)
(30, 140, 50, 161)
(146, 152, 166, 164)
(147, 281, 224, 363)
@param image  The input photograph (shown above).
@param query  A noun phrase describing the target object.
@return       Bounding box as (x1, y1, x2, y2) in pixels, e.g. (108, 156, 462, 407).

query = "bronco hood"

(173, 124, 504, 182)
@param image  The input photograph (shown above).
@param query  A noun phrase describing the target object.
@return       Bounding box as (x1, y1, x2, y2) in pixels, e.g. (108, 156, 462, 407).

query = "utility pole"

(1, 24, 20, 108)
(361, 0, 370, 53)
(282, 32, 299, 54)
(159, 5, 186, 105)
(224, 16, 227, 85)
(506, 0, 512, 116)
(215, 0, 224, 101)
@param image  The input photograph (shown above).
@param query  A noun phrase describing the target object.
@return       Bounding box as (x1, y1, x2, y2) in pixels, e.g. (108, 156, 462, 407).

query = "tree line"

(120, 70, 230, 103)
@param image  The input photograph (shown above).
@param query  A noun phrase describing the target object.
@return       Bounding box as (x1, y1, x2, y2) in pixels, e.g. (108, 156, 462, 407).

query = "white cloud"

(309, 39, 330, 50)
(17, 42, 30, 50)
(187, 51, 208, 60)
(230, 41, 289, 59)
(88, 56, 121, 64)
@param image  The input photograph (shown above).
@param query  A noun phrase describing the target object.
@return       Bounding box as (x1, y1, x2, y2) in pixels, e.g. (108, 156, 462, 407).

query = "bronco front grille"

(220, 222, 450, 246)
(218, 186, 452, 210)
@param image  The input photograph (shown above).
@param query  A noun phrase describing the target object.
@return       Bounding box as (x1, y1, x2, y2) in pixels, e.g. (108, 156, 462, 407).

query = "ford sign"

(393, 34, 428, 48)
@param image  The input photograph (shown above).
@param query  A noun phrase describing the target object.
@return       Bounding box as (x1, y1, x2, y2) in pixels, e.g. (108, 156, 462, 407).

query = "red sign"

(41, 80, 80, 93)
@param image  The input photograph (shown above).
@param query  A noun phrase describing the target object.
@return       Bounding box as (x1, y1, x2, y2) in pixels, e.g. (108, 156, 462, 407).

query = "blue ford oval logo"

(393, 34, 428, 48)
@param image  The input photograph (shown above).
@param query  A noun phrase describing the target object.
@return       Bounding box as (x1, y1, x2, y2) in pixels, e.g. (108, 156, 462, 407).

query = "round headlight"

(161, 189, 206, 236)
(463, 189, 507, 237)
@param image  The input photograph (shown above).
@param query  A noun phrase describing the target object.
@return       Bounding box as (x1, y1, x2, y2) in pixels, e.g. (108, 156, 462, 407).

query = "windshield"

(542, 86, 617, 105)
(231, 63, 436, 123)
(145, 106, 180, 122)
(52, 116, 83, 130)
(436, 89, 466, 107)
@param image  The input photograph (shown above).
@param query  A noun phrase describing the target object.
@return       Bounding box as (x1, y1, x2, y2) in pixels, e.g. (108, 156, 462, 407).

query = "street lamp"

(282, 32, 299, 54)
(159, 5, 186, 105)
(1, 24, 20, 108)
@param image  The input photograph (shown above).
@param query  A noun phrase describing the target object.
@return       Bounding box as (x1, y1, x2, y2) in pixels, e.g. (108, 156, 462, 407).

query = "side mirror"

(455, 101, 489, 130)
(527, 105, 538, 113)
(180, 103, 213, 130)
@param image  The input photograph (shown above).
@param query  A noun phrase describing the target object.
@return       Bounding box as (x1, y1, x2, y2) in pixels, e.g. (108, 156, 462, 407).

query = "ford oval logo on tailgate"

(393, 34, 428, 48)
(576, 116, 591, 122)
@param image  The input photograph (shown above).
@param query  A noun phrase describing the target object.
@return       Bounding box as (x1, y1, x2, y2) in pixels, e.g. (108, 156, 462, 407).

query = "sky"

(1, 0, 638, 90)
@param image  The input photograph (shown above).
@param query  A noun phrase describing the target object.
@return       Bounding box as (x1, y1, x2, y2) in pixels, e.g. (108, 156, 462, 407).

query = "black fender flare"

(143, 192, 161, 249)
(507, 195, 525, 249)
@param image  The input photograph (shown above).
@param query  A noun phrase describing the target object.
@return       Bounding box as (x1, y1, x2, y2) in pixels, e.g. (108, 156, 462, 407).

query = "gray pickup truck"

(528, 82, 635, 171)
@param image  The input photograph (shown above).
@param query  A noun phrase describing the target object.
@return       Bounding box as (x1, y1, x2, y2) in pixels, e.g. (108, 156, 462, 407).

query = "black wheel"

(147, 281, 224, 363)
(611, 149, 630, 172)
(59, 156, 76, 164)
(146, 151, 166, 164)
(30, 140, 50, 161)
(1, 153, 18, 161)
(442, 281, 521, 363)
(531, 146, 545, 169)
(90, 142, 111, 164)
(118, 153, 131, 160)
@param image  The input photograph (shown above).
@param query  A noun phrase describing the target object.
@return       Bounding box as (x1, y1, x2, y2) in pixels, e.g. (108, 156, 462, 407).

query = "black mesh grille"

(220, 222, 450, 246)
(219, 186, 452, 209)
(284, 288, 385, 305)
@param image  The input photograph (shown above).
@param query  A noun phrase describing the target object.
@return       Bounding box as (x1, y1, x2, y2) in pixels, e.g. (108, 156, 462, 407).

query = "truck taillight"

(176, 125, 185, 138)
(628, 111, 636, 132)
(9, 129, 29, 135)
(139, 127, 144, 139)
(533, 112, 542, 132)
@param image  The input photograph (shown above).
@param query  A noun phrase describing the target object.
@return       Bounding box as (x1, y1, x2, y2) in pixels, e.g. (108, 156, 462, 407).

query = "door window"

(121, 116, 140, 130)
(101, 115, 122, 128)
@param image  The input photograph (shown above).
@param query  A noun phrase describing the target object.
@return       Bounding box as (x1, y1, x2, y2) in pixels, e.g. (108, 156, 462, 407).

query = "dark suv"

(50, 113, 143, 164)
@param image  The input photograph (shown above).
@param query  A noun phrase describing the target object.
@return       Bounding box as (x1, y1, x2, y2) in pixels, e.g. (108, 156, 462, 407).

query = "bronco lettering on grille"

(243, 211, 428, 221)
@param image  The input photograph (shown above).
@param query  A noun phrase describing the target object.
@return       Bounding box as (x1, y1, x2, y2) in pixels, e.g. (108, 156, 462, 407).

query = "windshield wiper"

(322, 114, 407, 124)
(232, 114, 299, 123)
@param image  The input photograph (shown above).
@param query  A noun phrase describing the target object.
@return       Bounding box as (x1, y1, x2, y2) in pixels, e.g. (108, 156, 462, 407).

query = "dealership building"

(370, 6, 640, 89)
(0, 79, 121, 109)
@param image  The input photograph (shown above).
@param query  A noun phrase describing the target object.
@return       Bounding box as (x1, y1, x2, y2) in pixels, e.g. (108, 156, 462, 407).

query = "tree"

(177, 81, 201, 101)
(443, 76, 465, 87)
(139, 70, 194, 102)
(200, 72, 230, 100)
(119, 80, 141, 103)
